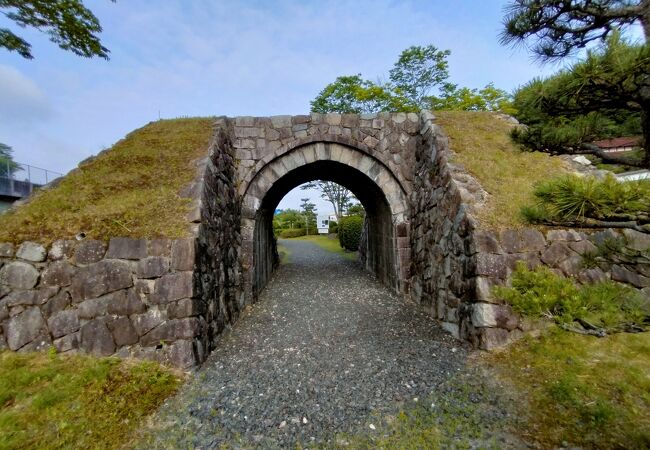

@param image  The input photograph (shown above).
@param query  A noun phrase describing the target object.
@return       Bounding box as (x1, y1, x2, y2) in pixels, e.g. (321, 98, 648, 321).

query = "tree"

(0, 0, 112, 59)
(299, 198, 317, 232)
(501, 0, 649, 60)
(501, 0, 650, 167)
(346, 203, 366, 218)
(300, 181, 353, 221)
(0, 143, 19, 177)
(273, 209, 304, 230)
(311, 44, 513, 114)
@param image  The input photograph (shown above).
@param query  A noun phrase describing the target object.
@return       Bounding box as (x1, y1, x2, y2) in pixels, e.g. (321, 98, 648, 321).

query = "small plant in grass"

(494, 262, 649, 333)
(521, 174, 650, 228)
(338, 216, 363, 251)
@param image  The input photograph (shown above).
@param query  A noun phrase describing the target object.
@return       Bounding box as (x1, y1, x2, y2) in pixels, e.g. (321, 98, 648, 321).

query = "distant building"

(592, 136, 641, 153)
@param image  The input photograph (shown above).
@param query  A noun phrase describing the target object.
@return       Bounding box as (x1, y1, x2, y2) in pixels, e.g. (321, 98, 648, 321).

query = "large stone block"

(3, 307, 47, 350)
(107, 317, 139, 347)
(611, 265, 650, 288)
(80, 320, 116, 356)
(16, 242, 47, 262)
(135, 256, 169, 279)
(475, 253, 508, 279)
(471, 303, 518, 330)
(171, 239, 196, 271)
(478, 327, 510, 350)
(3, 287, 58, 307)
(540, 241, 574, 267)
(150, 272, 194, 304)
(0, 243, 14, 258)
(47, 310, 80, 338)
(41, 261, 76, 287)
(70, 260, 133, 301)
(106, 238, 147, 260)
(106, 289, 146, 316)
(54, 332, 79, 353)
(132, 308, 166, 336)
(622, 229, 650, 252)
(140, 317, 202, 346)
(48, 240, 76, 261)
(73, 239, 107, 265)
(0, 261, 39, 289)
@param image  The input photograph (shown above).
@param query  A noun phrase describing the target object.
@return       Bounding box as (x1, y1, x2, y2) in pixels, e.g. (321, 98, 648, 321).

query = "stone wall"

(410, 112, 649, 351)
(468, 227, 650, 349)
(0, 238, 203, 368)
(409, 113, 483, 341)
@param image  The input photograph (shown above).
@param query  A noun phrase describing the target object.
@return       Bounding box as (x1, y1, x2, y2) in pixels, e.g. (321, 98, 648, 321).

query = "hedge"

(338, 216, 363, 251)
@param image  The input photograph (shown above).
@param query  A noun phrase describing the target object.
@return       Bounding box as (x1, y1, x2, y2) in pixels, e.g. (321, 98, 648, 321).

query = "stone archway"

(240, 141, 409, 300)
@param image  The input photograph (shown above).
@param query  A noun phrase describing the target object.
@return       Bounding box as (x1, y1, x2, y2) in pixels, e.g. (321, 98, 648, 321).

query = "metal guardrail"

(0, 162, 62, 199)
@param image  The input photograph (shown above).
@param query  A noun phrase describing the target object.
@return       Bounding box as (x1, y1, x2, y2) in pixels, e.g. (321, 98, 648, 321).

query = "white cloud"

(0, 65, 52, 125)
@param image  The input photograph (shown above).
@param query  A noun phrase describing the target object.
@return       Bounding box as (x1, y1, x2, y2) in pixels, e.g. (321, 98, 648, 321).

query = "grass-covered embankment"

(485, 329, 650, 449)
(0, 351, 181, 449)
(0, 118, 214, 244)
(436, 111, 567, 230)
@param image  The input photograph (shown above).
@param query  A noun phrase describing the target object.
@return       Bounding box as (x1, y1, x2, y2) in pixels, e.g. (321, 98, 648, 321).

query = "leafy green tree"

(501, 0, 650, 167)
(299, 198, 317, 232)
(388, 45, 450, 106)
(430, 83, 516, 114)
(300, 181, 353, 221)
(273, 209, 305, 230)
(0, 143, 19, 177)
(510, 34, 648, 166)
(311, 44, 513, 114)
(346, 203, 366, 218)
(0, 0, 112, 59)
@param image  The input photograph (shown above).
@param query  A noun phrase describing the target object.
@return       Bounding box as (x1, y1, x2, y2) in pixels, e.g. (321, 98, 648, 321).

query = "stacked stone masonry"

(2, 112, 648, 367)
(0, 238, 203, 368)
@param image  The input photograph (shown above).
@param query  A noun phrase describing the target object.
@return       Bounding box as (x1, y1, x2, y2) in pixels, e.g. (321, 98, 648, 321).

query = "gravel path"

(138, 239, 518, 449)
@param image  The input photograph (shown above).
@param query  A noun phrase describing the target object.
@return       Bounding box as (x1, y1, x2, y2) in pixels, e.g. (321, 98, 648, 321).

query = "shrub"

(494, 262, 648, 330)
(279, 229, 306, 238)
(328, 220, 338, 234)
(338, 216, 364, 251)
(522, 174, 650, 223)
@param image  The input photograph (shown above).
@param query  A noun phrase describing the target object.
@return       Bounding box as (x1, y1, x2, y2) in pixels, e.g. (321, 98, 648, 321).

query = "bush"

(494, 262, 648, 330)
(338, 216, 364, 251)
(522, 174, 650, 223)
(328, 220, 338, 234)
(279, 229, 306, 238)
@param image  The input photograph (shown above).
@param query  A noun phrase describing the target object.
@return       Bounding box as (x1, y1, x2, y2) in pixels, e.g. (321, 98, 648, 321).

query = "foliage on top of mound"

(0, 118, 214, 244)
(435, 111, 567, 230)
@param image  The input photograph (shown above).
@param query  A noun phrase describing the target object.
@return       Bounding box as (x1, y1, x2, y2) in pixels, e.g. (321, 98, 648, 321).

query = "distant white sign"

(317, 215, 330, 234)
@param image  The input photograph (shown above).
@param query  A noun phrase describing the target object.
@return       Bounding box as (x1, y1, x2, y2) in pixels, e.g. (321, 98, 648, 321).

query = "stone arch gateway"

(240, 141, 410, 297)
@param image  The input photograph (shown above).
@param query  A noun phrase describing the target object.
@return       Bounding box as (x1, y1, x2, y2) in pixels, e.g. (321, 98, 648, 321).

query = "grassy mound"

(0, 118, 214, 244)
(0, 351, 181, 449)
(436, 111, 567, 230)
(486, 329, 650, 449)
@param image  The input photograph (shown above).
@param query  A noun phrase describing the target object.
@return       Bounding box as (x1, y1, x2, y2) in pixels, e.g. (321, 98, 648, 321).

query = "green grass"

(485, 328, 650, 449)
(0, 118, 214, 244)
(0, 350, 181, 449)
(436, 111, 567, 230)
(293, 234, 358, 260)
(494, 262, 649, 331)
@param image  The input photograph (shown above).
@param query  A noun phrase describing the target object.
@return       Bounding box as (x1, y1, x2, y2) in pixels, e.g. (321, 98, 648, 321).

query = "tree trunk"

(642, 0, 650, 41)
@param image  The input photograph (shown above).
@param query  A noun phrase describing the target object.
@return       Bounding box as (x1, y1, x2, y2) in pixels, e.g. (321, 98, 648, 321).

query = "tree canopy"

(502, 0, 650, 168)
(0, 0, 112, 59)
(0, 143, 19, 177)
(301, 181, 354, 221)
(311, 44, 513, 114)
(501, 0, 649, 60)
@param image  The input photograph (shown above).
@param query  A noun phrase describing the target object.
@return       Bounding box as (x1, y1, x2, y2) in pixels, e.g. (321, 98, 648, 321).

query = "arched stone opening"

(240, 142, 409, 301)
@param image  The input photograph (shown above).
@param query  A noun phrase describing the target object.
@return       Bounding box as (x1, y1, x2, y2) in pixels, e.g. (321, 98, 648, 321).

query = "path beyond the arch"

(139, 239, 518, 448)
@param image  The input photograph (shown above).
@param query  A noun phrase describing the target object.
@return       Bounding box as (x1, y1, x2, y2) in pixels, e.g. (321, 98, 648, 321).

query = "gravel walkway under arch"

(138, 239, 515, 448)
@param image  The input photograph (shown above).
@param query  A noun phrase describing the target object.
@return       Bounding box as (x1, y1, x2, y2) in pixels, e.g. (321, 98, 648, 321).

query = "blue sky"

(0, 0, 602, 213)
